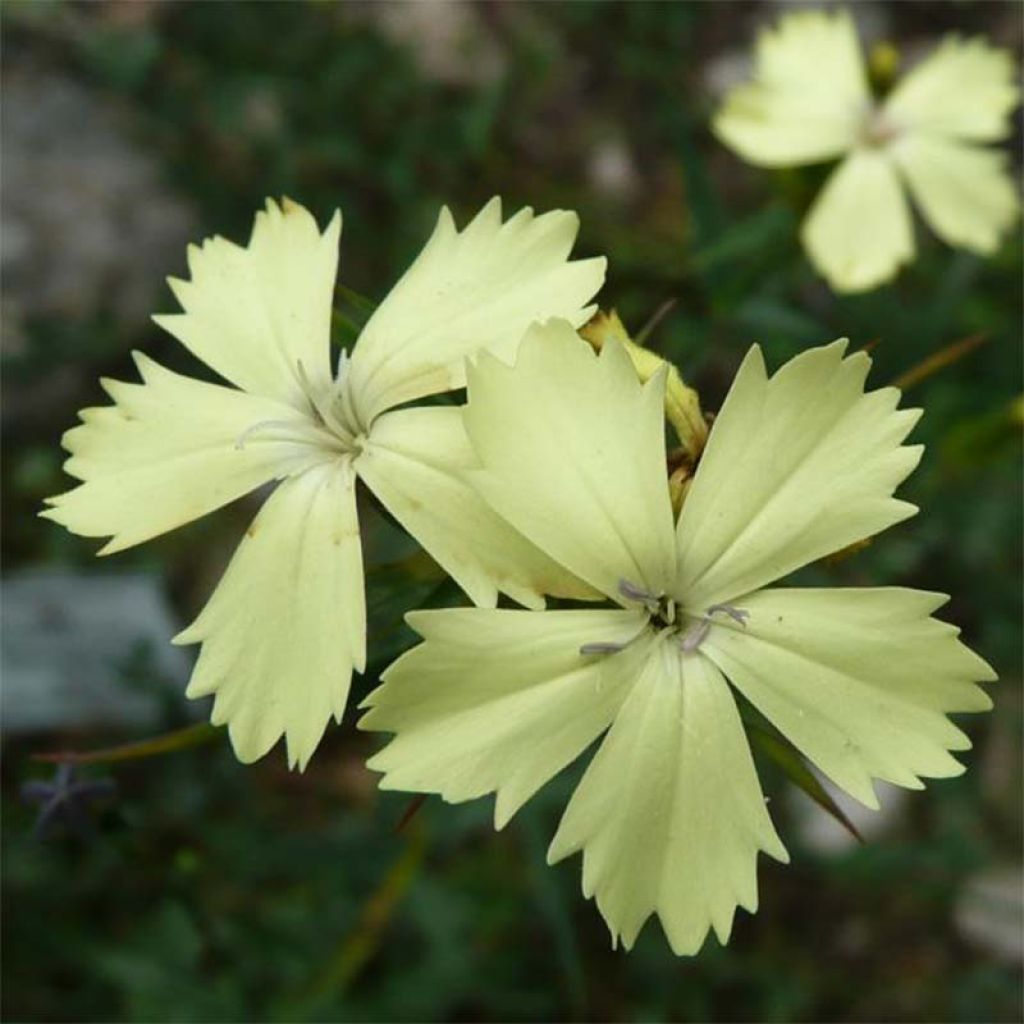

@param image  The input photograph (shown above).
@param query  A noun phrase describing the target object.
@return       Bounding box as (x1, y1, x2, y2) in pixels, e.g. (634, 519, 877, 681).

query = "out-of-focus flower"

(43, 198, 605, 769)
(21, 763, 117, 839)
(714, 10, 1019, 292)
(361, 321, 995, 955)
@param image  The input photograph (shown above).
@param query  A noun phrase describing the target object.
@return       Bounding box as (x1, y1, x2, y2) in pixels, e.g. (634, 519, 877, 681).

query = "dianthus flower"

(44, 199, 604, 767)
(714, 9, 1019, 291)
(362, 321, 994, 954)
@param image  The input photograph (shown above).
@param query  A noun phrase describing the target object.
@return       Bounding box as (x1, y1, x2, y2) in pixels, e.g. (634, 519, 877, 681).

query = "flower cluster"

(45, 8, 1006, 956)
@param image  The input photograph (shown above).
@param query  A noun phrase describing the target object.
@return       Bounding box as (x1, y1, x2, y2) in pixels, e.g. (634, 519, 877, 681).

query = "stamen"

(618, 578, 676, 625)
(579, 641, 628, 656)
(618, 579, 665, 619)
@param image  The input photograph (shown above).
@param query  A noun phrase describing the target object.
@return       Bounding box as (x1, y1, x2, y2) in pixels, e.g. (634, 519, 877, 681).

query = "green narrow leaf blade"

(748, 721, 864, 844)
(33, 722, 222, 765)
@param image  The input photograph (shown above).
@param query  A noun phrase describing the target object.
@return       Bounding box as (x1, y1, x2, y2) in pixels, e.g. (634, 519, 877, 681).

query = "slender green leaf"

(33, 723, 222, 766)
(286, 826, 426, 1017)
(336, 283, 378, 314)
(747, 721, 864, 844)
(691, 205, 795, 273)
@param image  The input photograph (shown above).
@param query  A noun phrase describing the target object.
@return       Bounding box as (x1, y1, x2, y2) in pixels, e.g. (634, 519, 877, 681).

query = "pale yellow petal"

(176, 459, 365, 769)
(361, 608, 650, 827)
(548, 641, 787, 955)
(357, 406, 599, 610)
(801, 148, 915, 292)
(702, 588, 995, 809)
(713, 9, 869, 167)
(41, 353, 328, 553)
(153, 198, 340, 409)
(345, 198, 606, 426)
(892, 135, 1019, 254)
(464, 320, 678, 603)
(676, 341, 922, 611)
(883, 36, 1019, 143)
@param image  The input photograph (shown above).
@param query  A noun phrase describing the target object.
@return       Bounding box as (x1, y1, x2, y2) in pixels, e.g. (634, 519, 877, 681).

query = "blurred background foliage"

(1, 2, 1021, 1021)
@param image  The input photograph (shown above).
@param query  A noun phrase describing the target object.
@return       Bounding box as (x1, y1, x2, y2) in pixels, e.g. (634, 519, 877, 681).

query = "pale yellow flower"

(714, 9, 1019, 292)
(361, 321, 994, 954)
(43, 198, 604, 768)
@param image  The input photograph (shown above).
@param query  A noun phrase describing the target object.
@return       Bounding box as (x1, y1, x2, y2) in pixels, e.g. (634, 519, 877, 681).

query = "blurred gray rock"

(790, 770, 908, 853)
(0, 64, 195, 354)
(346, 0, 505, 86)
(1, 570, 193, 734)
(954, 866, 1024, 964)
(588, 138, 640, 204)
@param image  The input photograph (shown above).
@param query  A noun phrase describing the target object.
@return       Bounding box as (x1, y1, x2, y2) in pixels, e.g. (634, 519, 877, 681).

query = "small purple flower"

(21, 762, 116, 839)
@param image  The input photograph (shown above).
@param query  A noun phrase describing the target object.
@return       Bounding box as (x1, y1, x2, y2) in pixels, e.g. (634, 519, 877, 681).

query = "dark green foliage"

(2, 2, 1021, 1021)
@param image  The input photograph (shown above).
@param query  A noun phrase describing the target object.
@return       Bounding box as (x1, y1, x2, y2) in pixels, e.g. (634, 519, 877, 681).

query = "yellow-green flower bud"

(580, 310, 708, 461)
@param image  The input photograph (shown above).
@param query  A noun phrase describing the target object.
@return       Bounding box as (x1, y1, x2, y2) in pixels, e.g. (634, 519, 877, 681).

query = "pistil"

(235, 353, 363, 457)
(678, 603, 749, 653)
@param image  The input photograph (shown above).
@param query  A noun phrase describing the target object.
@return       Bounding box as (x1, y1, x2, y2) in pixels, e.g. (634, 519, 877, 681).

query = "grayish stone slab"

(2, 570, 194, 734)
(789, 769, 908, 854)
(955, 866, 1024, 964)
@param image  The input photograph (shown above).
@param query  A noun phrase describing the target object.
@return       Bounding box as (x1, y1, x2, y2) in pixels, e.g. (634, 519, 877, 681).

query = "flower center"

(618, 578, 676, 627)
(234, 350, 364, 457)
(859, 107, 901, 148)
(579, 579, 749, 657)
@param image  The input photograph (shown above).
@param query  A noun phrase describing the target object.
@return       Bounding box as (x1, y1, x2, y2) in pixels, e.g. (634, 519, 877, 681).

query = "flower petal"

(357, 406, 599, 610)
(701, 588, 996, 810)
(676, 341, 922, 612)
(465, 320, 678, 603)
(892, 136, 1019, 254)
(41, 353, 327, 554)
(176, 459, 365, 769)
(153, 198, 340, 409)
(345, 198, 606, 426)
(548, 641, 788, 955)
(360, 607, 651, 828)
(882, 36, 1019, 144)
(713, 9, 869, 167)
(801, 148, 915, 292)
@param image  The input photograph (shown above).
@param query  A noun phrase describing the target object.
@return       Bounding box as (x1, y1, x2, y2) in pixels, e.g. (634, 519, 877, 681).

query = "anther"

(618, 578, 677, 627)
(618, 578, 663, 617)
